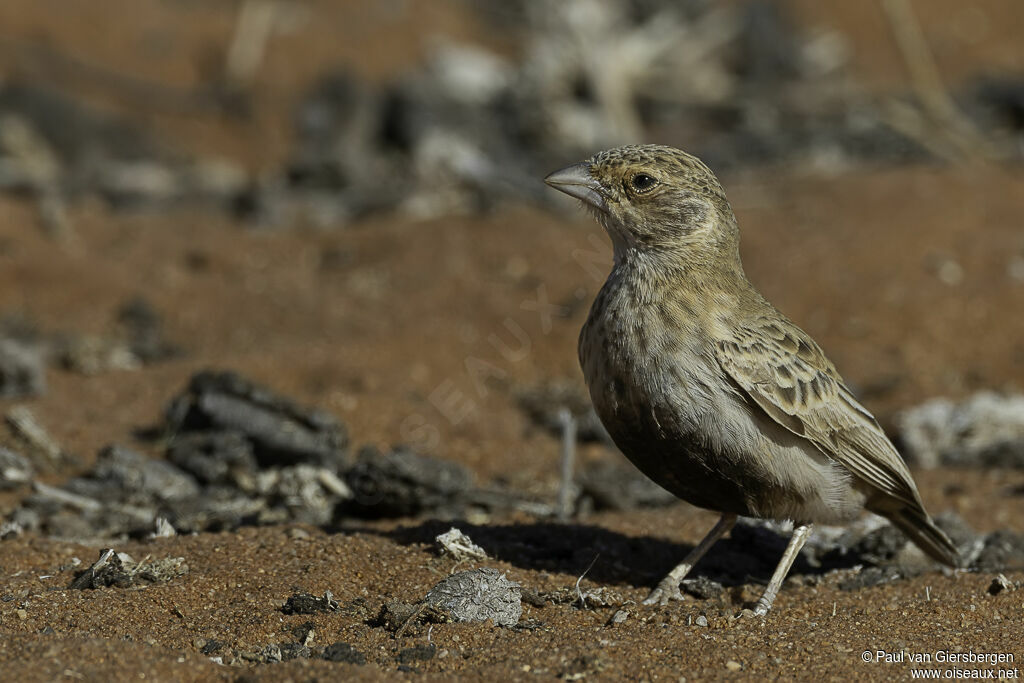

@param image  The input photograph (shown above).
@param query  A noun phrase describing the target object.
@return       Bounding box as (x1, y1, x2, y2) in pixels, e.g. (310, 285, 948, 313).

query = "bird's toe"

(643, 579, 685, 606)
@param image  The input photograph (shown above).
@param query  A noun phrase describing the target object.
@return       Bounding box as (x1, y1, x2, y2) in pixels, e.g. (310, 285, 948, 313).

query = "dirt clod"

(322, 641, 367, 665)
(281, 590, 338, 615)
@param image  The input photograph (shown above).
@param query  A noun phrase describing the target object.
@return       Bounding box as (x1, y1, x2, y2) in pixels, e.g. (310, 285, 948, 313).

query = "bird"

(544, 144, 961, 615)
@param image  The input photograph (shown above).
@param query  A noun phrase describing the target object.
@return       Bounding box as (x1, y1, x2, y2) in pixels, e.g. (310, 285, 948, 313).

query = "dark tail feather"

(890, 507, 963, 568)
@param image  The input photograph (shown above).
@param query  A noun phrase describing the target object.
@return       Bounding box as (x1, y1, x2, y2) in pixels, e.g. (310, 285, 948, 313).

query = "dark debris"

(281, 590, 339, 615)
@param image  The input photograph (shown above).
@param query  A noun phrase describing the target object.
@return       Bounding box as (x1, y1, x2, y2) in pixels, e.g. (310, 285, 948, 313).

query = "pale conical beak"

(544, 163, 608, 213)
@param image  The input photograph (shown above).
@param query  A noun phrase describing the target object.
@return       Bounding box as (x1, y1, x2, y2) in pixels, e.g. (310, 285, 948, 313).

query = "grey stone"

(424, 567, 522, 627)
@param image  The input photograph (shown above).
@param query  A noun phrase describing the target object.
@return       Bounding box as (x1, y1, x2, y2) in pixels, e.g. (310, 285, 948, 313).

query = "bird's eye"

(629, 173, 657, 193)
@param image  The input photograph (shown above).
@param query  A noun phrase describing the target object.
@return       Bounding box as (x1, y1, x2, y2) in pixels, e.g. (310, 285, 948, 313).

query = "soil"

(1, 1, 1023, 681)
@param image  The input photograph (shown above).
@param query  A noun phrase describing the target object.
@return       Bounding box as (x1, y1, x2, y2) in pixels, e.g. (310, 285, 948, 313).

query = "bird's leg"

(643, 513, 737, 606)
(753, 523, 813, 616)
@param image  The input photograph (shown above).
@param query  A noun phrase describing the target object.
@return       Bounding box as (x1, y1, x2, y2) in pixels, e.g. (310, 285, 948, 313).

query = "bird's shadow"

(353, 517, 861, 590)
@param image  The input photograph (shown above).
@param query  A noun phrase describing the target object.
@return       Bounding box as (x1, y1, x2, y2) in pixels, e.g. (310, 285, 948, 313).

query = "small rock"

(520, 587, 546, 608)
(606, 609, 629, 626)
(281, 590, 338, 615)
(695, 615, 709, 627)
(515, 380, 611, 444)
(166, 431, 258, 488)
(151, 517, 176, 538)
(344, 445, 473, 517)
(115, 297, 182, 364)
(292, 621, 315, 646)
(0, 447, 32, 490)
(0, 338, 46, 398)
(322, 641, 366, 665)
(974, 530, 1024, 572)
(397, 644, 436, 664)
(0, 519, 24, 540)
(988, 574, 1017, 596)
(726, 660, 742, 672)
(682, 576, 725, 600)
(5, 406, 66, 466)
(278, 643, 311, 661)
(837, 566, 903, 591)
(375, 600, 423, 632)
(436, 527, 488, 560)
(66, 444, 200, 504)
(578, 460, 678, 511)
(69, 548, 188, 589)
(424, 568, 522, 627)
(899, 392, 1024, 469)
(164, 371, 348, 469)
(260, 644, 283, 663)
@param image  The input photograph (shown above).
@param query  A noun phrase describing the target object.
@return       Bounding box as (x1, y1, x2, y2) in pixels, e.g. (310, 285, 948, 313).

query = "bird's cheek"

(678, 201, 709, 226)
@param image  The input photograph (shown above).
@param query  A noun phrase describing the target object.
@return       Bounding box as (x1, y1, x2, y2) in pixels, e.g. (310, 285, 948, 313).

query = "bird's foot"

(752, 597, 772, 617)
(642, 577, 685, 606)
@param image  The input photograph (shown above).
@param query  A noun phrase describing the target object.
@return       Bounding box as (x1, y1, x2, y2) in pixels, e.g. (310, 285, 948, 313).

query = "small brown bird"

(545, 144, 960, 615)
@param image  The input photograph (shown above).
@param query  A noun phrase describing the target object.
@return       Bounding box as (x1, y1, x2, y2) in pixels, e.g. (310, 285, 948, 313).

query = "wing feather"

(714, 315, 921, 508)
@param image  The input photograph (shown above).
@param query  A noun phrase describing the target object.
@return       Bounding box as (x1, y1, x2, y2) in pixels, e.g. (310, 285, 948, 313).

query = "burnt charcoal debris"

(6, 371, 355, 537)
(0, 303, 180, 380)
(0, 338, 46, 398)
(374, 600, 451, 635)
(65, 445, 200, 505)
(2, 362, 1020, 600)
(166, 431, 258, 488)
(165, 370, 349, 469)
(3, 4, 1020, 229)
(0, 447, 32, 490)
(397, 644, 436, 664)
(681, 576, 725, 601)
(898, 392, 1024, 469)
(516, 380, 611, 444)
(0, 84, 249, 214)
(974, 530, 1024, 573)
(69, 548, 188, 589)
(577, 461, 679, 511)
(281, 590, 339, 615)
(322, 641, 367, 665)
(965, 75, 1024, 137)
(344, 445, 474, 518)
(115, 297, 183, 364)
(2, 369, 532, 538)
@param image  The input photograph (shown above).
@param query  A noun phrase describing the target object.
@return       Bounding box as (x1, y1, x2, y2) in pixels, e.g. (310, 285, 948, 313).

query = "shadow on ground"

(358, 518, 858, 589)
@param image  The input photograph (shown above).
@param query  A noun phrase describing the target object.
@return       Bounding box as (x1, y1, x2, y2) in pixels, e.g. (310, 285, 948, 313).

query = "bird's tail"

(889, 506, 963, 568)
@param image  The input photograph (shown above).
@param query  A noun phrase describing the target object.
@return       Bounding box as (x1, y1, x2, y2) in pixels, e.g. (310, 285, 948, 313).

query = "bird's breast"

(579, 274, 710, 435)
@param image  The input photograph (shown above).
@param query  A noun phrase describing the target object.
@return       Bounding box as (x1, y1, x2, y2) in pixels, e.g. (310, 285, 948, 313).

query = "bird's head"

(545, 144, 740, 266)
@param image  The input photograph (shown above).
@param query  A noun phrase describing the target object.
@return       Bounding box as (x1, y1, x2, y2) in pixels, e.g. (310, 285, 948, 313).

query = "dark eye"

(630, 173, 657, 192)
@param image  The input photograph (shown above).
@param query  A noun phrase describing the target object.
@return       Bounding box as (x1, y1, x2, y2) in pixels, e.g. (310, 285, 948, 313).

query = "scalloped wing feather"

(715, 315, 922, 509)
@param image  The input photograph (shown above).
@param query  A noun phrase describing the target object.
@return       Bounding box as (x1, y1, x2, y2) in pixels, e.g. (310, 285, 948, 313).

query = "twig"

(6, 406, 65, 465)
(32, 482, 103, 512)
(879, 0, 997, 161)
(225, 0, 281, 89)
(575, 553, 600, 609)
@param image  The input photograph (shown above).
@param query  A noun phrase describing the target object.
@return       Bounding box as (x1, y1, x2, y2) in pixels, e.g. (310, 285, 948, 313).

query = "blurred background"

(0, 0, 1023, 534)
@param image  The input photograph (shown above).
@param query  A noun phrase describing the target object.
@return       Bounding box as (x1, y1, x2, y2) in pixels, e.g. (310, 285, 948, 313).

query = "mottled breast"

(578, 267, 761, 515)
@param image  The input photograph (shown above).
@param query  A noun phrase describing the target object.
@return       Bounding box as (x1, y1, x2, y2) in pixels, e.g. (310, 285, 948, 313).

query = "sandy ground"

(1, 1, 1023, 681)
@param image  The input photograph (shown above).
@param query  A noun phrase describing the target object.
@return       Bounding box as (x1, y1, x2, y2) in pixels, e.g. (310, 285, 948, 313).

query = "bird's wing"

(714, 314, 922, 508)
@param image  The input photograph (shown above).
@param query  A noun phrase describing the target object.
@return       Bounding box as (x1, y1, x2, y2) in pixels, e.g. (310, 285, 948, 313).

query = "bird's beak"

(544, 163, 608, 213)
